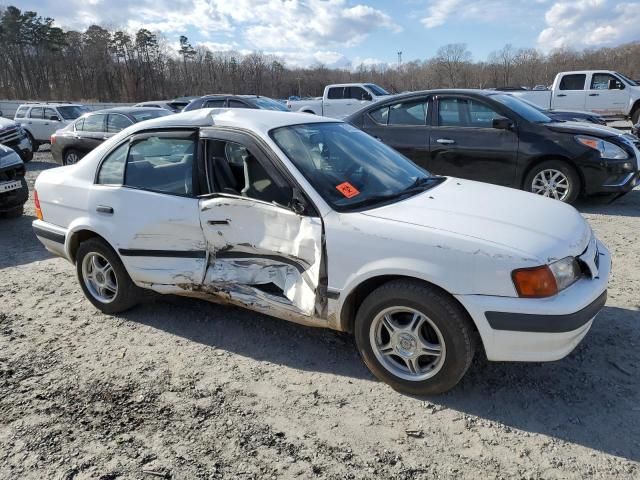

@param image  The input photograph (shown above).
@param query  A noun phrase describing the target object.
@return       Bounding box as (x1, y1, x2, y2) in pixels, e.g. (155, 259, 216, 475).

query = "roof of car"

(89, 107, 170, 115)
(123, 108, 332, 135)
(18, 103, 85, 108)
(197, 94, 261, 100)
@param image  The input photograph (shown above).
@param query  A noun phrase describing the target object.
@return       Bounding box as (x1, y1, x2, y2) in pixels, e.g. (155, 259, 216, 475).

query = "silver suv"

(14, 103, 91, 150)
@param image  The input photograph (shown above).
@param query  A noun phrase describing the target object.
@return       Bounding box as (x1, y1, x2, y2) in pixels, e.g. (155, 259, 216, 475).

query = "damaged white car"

(33, 109, 610, 395)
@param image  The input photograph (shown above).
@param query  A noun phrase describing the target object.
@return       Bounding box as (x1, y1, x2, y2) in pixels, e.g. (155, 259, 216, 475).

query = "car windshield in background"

(130, 109, 172, 122)
(58, 106, 91, 120)
(365, 84, 390, 96)
(617, 73, 638, 86)
(271, 122, 437, 211)
(491, 94, 553, 123)
(254, 97, 289, 111)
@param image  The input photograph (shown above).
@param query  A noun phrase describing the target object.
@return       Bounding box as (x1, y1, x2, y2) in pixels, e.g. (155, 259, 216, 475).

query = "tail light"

(34, 190, 43, 220)
(50, 134, 56, 145)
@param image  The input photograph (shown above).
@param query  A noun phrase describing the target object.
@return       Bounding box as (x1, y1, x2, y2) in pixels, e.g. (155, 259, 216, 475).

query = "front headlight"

(512, 257, 581, 298)
(576, 135, 629, 160)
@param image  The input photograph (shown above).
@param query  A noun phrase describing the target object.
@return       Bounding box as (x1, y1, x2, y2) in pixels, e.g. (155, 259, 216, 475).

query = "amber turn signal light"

(512, 265, 558, 298)
(34, 190, 43, 220)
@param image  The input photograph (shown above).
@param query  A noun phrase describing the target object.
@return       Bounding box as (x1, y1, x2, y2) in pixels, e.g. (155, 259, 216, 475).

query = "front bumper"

(5, 135, 33, 162)
(455, 239, 611, 362)
(0, 177, 28, 212)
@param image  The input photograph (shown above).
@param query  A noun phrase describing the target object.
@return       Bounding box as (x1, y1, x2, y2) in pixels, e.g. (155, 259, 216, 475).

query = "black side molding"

(33, 224, 65, 244)
(118, 249, 206, 259)
(486, 291, 607, 333)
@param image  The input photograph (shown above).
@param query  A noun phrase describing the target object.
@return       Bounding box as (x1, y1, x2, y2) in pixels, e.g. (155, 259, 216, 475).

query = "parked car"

(183, 95, 289, 112)
(0, 144, 28, 218)
(287, 83, 391, 119)
(15, 103, 91, 150)
(0, 116, 34, 162)
(51, 107, 172, 165)
(133, 98, 196, 113)
(511, 71, 640, 123)
(33, 109, 610, 395)
(346, 89, 639, 203)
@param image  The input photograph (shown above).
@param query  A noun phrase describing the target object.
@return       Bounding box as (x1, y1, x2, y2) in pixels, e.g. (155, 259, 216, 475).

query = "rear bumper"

(455, 239, 611, 362)
(32, 219, 68, 259)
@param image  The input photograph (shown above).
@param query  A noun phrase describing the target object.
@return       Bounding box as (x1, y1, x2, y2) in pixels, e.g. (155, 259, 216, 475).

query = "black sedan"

(346, 90, 639, 203)
(183, 94, 289, 112)
(51, 107, 171, 165)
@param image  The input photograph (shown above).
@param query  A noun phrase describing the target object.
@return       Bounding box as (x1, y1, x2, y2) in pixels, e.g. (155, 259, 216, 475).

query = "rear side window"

(29, 107, 43, 119)
(107, 114, 133, 133)
(559, 74, 586, 91)
(74, 118, 85, 131)
(15, 106, 28, 119)
(97, 142, 128, 184)
(125, 136, 195, 195)
(388, 100, 428, 126)
(369, 106, 389, 124)
(83, 114, 106, 132)
(229, 100, 249, 109)
(327, 87, 344, 100)
(205, 99, 226, 108)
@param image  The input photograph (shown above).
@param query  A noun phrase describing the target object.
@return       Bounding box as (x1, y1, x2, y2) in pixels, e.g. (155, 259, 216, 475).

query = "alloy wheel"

(531, 169, 570, 201)
(369, 307, 446, 382)
(65, 152, 80, 165)
(82, 252, 118, 303)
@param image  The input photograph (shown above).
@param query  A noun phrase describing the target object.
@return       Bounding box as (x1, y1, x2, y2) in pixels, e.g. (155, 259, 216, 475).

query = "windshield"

(617, 72, 638, 87)
(271, 122, 437, 211)
(58, 106, 91, 120)
(130, 109, 171, 122)
(365, 84, 390, 96)
(491, 94, 553, 123)
(254, 97, 289, 111)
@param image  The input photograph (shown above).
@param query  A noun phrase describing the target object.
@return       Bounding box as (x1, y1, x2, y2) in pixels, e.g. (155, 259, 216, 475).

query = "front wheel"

(25, 131, 39, 152)
(631, 108, 639, 125)
(354, 280, 476, 396)
(76, 238, 141, 314)
(524, 160, 580, 204)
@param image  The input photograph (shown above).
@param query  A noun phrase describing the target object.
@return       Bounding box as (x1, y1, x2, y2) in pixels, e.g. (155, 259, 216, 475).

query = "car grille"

(0, 164, 25, 182)
(0, 125, 22, 145)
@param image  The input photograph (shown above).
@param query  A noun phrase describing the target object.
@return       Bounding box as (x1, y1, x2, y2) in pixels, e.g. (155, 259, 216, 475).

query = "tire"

(76, 237, 141, 314)
(354, 279, 476, 396)
(524, 160, 580, 204)
(25, 131, 39, 152)
(63, 149, 81, 166)
(632, 107, 640, 125)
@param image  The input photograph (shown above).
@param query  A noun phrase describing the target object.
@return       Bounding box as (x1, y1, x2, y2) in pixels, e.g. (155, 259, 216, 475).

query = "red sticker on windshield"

(336, 182, 360, 198)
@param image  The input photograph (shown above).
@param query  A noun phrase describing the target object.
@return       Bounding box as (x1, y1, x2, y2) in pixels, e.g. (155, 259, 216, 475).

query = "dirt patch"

(0, 153, 638, 479)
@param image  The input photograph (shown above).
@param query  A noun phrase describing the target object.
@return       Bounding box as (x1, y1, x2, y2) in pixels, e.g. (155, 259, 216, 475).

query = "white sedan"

(33, 109, 610, 395)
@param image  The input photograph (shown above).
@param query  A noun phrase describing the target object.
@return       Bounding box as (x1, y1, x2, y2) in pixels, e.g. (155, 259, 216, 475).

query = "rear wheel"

(632, 107, 640, 125)
(524, 160, 580, 204)
(76, 238, 141, 314)
(354, 280, 476, 396)
(63, 149, 81, 165)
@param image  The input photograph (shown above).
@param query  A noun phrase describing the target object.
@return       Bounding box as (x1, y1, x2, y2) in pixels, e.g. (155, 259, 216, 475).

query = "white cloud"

(537, 0, 640, 50)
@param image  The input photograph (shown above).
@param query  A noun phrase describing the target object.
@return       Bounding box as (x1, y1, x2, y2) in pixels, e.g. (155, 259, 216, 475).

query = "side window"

(437, 98, 465, 127)
(97, 142, 128, 185)
(369, 106, 389, 124)
(206, 139, 288, 205)
(205, 99, 226, 108)
(29, 107, 43, 119)
(559, 74, 586, 91)
(348, 87, 367, 100)
(229, 100, 249, 109)
(467, 100, 503, 128)
(44, 108, 58, 120)
(388, 100, 428, 126)
(327, 87, 344, 100)
(125, 136, 195, 195)
(591, 73, 623, 90)
(83, 114, 106, 132)
(107, 114, 133, 133)
(74, 118, 85, 131)
(15, 106, 28, 119)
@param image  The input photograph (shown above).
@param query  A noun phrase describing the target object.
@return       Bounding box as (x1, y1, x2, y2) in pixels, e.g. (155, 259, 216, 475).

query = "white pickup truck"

(512, 71, 640, 123)
(287, 83, 391, 119)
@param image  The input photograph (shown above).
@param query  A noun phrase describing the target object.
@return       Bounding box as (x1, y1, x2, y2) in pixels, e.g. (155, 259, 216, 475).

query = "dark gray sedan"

(51, 107, 171, 165)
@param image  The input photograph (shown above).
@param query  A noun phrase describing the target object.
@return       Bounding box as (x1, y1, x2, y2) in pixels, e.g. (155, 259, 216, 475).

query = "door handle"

(96, 205, 114, 214)
(589, 93, 599, 96)
(436, 138, 455, 145)
(557, 94, 567, 97)
(208, 219, 230, 225)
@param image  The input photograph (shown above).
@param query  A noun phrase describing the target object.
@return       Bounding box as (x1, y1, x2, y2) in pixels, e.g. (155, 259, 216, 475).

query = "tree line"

(1, 5, 639, 102)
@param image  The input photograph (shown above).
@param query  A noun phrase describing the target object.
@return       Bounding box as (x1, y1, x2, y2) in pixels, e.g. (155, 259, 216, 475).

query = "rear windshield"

(365, 84, 390, 96)
(130, 109, 171, 122)
(58, 106, 91, 120)
(253, 97, 289, 111)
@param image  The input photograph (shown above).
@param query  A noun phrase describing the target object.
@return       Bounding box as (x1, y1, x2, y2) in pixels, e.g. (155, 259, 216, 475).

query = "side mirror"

(50, 115, 61, 121)
(362, 93, 373, 101)
(492, 117, 513, 130)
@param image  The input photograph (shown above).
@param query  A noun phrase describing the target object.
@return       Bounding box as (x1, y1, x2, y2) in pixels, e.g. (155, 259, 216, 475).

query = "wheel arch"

(520, 155, 585, 193)
(67, 228, 111, 263)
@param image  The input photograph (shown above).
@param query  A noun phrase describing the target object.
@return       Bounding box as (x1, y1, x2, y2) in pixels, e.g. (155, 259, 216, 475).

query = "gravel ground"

(1, 151, 639, 480)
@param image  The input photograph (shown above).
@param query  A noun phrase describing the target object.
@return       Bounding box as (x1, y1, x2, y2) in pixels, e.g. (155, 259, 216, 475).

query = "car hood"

(362, 178, 591, 263)
(0, 117, 17, 128)
(544, 121, 622, 138)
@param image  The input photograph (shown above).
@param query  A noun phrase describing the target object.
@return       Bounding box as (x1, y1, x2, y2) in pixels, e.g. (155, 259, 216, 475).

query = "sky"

(14, 0, 640, 68)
